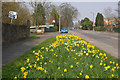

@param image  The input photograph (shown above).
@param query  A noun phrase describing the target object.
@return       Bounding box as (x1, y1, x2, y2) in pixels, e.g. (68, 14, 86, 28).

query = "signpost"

(9, 11, 17, 23)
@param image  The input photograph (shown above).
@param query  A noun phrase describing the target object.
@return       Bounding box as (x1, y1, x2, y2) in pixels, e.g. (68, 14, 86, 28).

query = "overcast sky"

(53, 2, 118, 22)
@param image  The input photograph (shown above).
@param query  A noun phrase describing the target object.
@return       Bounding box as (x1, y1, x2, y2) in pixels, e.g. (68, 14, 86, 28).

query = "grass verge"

(2, 37, 56, 78)
(2, 35, 120, 79)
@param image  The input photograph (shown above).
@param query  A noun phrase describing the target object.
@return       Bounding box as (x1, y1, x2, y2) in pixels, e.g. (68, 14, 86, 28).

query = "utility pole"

(59, 6, 61, 33)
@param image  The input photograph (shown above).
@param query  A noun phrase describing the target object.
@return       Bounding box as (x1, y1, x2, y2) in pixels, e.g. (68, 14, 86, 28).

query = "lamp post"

(59, 5, 61, 33)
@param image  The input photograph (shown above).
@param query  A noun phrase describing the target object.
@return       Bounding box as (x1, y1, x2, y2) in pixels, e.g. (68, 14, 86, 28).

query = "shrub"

(95, 26, 103, 31)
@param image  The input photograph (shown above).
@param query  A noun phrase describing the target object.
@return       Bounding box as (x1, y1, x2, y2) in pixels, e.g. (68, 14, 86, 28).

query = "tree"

(80, 17, 93, 30)
(95, 13, 104, 26)
(37, 3, 46, 25)
(2, 2, 31, 26)
(60, 3, 79, 27)
(30, 1, 48, 27)
(103, 7, 114, 25)
(50, 8, 59, 26)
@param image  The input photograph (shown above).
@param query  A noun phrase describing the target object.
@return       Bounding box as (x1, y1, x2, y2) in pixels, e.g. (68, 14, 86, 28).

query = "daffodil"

(14, 76, 17, 79)
(44, 70, 47, 73)
(85, 75, 89, 79)
(100, 63, 102, 66)
(76, 62, 79, 65)
(37, 58, 39, 61)
(111, 68, 114, 71)
(40, 62, 42, 64)
(64, 68, 67, 72)
(44, 62, 47, 65)
(27, 58, 29, 62)
(116, 63, 118, 66)
(113, 61, 115, 64)
(58, 67, 60, 69)
(90, 65, 93, 69)
(70, 65, 73, 68)
(112, 74, 114, 77)
(110, 61, 112, 64)
(80, 73, 82, 76)
(21, 67, 25, 72)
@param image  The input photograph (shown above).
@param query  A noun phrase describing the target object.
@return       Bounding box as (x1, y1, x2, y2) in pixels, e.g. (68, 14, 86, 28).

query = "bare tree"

(60, 3, 79, 27)
(103, 7, 114, 25)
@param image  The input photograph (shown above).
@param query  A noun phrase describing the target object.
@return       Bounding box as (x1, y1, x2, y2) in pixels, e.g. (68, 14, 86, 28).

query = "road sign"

(9, 11, 17, 19)
(52, 20, 55, 23)
(46, 23, 49, 28)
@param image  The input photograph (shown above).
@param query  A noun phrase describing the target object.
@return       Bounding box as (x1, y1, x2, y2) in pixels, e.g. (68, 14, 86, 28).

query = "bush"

(94, 26, 103, 31)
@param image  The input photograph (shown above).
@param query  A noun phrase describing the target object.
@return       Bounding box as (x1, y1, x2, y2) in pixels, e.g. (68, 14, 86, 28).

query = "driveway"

(69, 30, 119, 59)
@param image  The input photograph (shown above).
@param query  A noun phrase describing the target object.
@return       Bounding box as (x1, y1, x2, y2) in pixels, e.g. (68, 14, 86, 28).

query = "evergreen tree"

(95, 13, 104, 26)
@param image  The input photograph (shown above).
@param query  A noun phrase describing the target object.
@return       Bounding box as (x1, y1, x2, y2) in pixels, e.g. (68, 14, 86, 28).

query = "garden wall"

(2, 20, 30, 45)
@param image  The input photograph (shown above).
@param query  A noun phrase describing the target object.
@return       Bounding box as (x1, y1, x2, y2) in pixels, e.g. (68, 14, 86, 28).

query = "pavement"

(69, 30, 119, 59)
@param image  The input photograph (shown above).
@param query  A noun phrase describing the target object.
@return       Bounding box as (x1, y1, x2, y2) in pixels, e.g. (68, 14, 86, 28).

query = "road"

(70, 30, 119, 59)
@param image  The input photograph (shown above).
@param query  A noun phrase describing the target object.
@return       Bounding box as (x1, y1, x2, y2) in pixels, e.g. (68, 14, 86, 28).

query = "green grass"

(2, 37, 56, 78)
(30, 35, 40, 38)
(30, 33, 47, 35)
(2, 35, 120, 79)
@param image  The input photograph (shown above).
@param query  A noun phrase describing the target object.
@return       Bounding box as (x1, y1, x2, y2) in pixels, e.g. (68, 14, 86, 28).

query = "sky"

(53, 2, 118, 22)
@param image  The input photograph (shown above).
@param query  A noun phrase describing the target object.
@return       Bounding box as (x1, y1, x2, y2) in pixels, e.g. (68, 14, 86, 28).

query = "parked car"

(61, 27, 68, 33)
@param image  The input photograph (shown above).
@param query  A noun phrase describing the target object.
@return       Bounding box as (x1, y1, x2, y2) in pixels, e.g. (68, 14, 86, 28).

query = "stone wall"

(2, 20, 30, 45)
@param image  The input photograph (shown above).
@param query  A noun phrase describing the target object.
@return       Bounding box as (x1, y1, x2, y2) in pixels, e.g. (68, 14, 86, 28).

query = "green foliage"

(95, 13, 104, 26)
(94, 26, 104, 31)
(81, 17, 93, 30)
(2, 2, 31, 26)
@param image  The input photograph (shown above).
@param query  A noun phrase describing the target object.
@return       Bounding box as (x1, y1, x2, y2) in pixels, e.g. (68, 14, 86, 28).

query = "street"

(70, 30, 119, 59)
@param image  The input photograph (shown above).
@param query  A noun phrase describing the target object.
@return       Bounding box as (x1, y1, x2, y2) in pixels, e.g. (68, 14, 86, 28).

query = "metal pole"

(11, 18, 13, 24)
(59, 6, 61, 33)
